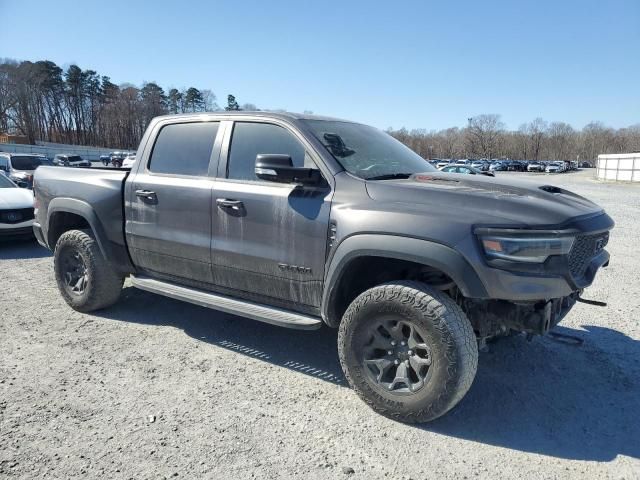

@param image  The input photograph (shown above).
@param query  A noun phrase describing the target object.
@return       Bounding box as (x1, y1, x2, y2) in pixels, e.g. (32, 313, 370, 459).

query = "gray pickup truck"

(33, 112, 613, 422)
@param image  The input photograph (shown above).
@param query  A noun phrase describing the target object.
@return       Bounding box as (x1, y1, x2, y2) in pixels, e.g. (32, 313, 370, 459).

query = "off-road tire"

(112, 160, 122, 168)
(54, 229, 123, 312)
(338, 281, 478, 423)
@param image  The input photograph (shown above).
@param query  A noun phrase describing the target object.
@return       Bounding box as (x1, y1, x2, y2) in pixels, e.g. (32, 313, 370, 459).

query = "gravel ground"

(1, 169, 639, 479)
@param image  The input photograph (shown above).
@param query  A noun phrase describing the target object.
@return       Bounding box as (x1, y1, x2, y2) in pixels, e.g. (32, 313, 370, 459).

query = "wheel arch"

(45, 198, 135, 274)
(47, 198, 105, 252)
(321, 234, 488, 327)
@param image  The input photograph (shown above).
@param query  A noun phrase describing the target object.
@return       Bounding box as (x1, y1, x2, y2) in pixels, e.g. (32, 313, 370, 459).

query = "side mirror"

(255, 154, 322, 185)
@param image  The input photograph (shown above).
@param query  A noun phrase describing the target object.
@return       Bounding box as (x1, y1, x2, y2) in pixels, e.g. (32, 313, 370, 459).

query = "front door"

(126, 120, 221, 284)
(211, 121, 332, 309)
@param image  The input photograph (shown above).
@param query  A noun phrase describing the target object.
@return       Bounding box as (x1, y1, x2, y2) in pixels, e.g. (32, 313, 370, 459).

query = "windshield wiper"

(366, 173, 413, 181)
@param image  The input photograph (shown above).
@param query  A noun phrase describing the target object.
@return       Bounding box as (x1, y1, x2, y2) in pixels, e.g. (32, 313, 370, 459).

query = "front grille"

(568, 232, 609, 278)
(0, 208, 34, 224)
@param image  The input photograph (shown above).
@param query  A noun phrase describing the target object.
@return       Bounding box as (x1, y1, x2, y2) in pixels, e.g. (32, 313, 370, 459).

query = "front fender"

(321, 234, 488, 325)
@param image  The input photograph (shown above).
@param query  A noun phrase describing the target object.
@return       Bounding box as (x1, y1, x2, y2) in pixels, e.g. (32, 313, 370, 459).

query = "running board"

(130, 275, 322, 330)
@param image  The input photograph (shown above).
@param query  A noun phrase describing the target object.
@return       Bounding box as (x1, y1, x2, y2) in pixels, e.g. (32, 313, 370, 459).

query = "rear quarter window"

(148, 122, 219, 176)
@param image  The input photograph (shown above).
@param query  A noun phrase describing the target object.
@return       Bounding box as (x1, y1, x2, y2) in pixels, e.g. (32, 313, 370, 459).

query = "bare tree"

(524, 118, 548, 160)
(201, 89, 219, 111)
(465, 114, 505, 159)
(546, 122, 576, 161)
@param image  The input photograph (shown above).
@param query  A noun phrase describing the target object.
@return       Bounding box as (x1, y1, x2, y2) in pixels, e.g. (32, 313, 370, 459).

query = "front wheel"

(338, 281, 478, 423)
(54, 229, 123, 312)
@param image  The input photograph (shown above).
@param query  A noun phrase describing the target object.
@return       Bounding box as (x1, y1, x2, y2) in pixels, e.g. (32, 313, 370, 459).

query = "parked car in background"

(439, 165, 495, 177)
(100, 154, 112, 166)
(122, 153, 136, 168)
(471, 160, 489, 171)
(489, 161, 507, 172)
(108, 151, 131, 168)
(527, 161, 545, 172)
(0, 153, 44, 188)
(436, 159, 452, 169)
(53, 154, 91, 168)
(545, 162, 565, 173)
(0, 173, 34, 239)
(471, 160, 491, 172)
(508, 160, 527, 171)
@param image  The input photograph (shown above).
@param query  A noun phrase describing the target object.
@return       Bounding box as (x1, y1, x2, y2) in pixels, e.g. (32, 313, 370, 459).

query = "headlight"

(479, 234, 575, 263)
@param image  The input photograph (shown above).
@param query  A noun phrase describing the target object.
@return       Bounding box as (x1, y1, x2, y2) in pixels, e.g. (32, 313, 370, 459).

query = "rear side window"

(149, 122, 219, 176)
(227, 122, 307, 181)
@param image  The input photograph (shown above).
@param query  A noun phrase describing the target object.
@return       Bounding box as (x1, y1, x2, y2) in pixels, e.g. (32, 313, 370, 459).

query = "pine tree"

(225, 94, 240, 111)
(184, 87, 205, 112)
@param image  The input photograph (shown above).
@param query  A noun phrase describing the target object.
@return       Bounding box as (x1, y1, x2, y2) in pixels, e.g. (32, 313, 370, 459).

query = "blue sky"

(1, 0, 638, 131)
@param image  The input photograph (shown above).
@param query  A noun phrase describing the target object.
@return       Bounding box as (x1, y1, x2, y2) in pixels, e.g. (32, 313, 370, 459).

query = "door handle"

(135, 189, 157, 203)
(216, 198, 244, 210)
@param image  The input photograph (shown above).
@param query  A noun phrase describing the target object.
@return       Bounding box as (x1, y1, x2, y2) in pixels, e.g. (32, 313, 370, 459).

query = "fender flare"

(46, 197, 112, 261)
(46, 198, 135, 273)
(321, 234, 488, 326)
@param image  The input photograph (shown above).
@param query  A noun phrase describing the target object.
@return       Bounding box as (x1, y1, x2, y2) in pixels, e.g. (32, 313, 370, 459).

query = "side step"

(130, 275, 322, 330)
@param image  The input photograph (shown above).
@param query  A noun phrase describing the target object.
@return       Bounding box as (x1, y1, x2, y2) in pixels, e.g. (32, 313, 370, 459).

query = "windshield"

(10, 155, 42, 171)
(0, 174, 16, 188)
(303, 120, 435, 180)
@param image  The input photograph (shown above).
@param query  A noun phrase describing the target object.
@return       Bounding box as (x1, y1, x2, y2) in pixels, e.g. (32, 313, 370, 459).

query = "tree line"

(1, 59, 638, 160)
(0, 59, 255, 149)
(388, 114, 640, 164)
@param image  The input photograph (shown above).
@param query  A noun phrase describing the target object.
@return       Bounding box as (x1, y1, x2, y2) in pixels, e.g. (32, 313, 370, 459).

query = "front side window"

(148, 122, 219, 176)
(227, 122, 308, 181)
(303, 120, 435, 180)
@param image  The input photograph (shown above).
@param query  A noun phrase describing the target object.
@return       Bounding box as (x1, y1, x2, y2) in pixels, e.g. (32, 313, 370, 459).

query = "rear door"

(125, 119, 222, 284)
(210, 120, 333, 309)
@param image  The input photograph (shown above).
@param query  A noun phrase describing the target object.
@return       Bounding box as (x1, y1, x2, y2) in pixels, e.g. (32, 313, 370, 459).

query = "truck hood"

(365, 172, 603, 226)
(0, 187, 34, 209)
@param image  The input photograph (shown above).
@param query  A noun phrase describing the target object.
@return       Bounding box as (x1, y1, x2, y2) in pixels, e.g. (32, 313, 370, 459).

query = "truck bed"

(33, 166, 133, 272)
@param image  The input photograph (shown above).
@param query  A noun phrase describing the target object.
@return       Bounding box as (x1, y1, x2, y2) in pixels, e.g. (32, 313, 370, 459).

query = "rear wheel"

(54, 229, 123, 312)
(112, 159, 122, 168)
(338, 281, 478, 423)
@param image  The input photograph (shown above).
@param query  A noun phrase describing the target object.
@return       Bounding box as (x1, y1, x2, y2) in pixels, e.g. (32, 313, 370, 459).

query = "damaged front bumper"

(464, 290, 588, 338)
(504, 292, 580, 335)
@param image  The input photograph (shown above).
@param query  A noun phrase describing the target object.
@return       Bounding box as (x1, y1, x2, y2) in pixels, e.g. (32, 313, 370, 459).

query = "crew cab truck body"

(33, 112, 614, 422)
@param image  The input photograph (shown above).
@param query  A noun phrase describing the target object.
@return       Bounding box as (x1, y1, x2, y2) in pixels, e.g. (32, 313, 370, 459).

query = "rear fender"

(46, 198, 133, 273)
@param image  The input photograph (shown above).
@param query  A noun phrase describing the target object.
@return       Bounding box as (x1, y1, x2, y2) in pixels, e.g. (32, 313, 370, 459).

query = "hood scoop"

(540, 185, 563, 194)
